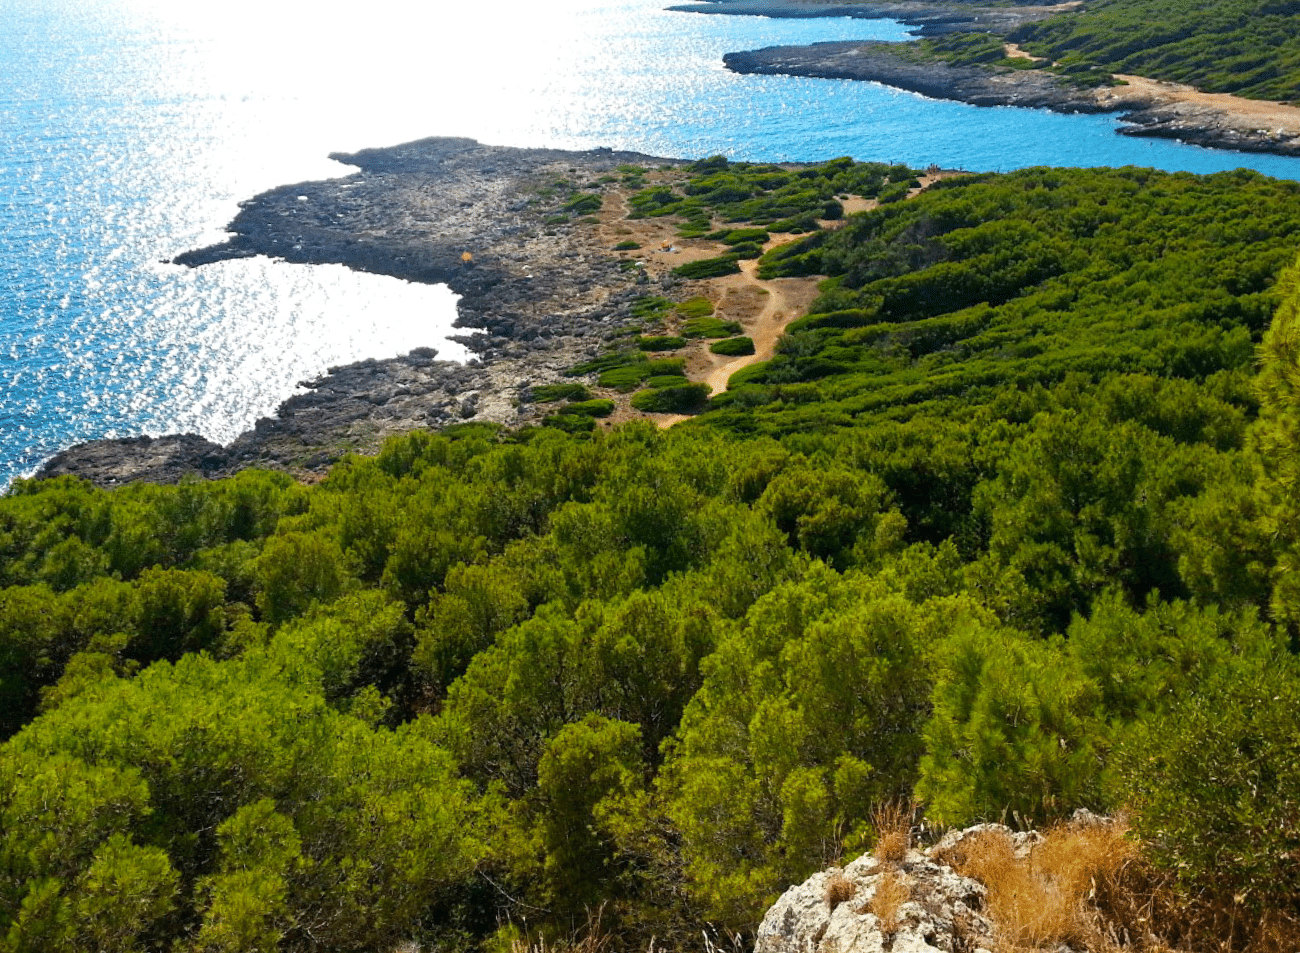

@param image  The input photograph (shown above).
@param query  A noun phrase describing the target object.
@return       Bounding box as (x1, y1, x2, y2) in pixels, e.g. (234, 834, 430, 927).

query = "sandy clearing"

(1104, 75, 1300, 133)
(585, 172, 958, 430)
(1004, 43, 1046, 63)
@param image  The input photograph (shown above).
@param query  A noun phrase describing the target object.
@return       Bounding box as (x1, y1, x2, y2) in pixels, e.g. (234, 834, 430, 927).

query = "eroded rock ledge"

(39, 138, 688, 486)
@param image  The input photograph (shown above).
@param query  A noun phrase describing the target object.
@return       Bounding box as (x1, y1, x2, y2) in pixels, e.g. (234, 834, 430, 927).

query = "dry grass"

(933, 816, 1300, 953)
(949, 818, 1140, 952)
(872, 800, 913, 865)
(824, 871, 857, 910)
(508, 905, 614, 953)
(866, 869, 911, 935)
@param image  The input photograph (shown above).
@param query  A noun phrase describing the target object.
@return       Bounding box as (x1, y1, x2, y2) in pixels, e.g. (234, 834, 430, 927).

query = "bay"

(5, 0, 1300, 486)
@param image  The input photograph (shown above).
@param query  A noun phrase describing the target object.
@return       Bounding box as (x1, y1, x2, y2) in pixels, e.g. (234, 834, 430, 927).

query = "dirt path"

(689, 173, 952, 406)
(699, 260, 813, 399)
(588, 172, 956, 429)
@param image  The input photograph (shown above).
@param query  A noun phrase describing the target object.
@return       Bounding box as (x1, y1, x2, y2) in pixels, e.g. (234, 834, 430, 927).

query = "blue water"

(5, 0, 1300, 485)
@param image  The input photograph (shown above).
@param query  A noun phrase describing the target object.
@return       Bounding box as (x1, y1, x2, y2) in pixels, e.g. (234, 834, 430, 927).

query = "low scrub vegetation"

(682, 316, 743, 339)
(673, 256, 741, 279)
(531, 382, 592, 403)
(630, 381, 711, 413)
(2, 162, 1300, 953)
(1012, 0, 1300, 100)
(637, 335, 687, 351)
(709, 336, 756, 356)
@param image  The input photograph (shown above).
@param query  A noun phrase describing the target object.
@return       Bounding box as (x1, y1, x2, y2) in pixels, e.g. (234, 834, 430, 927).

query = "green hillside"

(1012, 0, 1300, 100)
(2, 162, 1300, 951)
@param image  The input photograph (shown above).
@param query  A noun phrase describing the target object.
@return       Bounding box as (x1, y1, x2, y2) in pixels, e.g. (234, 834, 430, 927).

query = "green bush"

(727, 242, 765, 260)
(645, 375, 691, 389)
(563, 400, 616, 418)
(598, 365, 651, 392)
(637, 335, 687, 351)
(682, 317, 744, 339)
(614, 240, 641, 251)
(543, 413, 597, 433)
(567, 352, 642, 377)
(673, 257, 741, 280)
(720, 228, 770, 246)
(675, 296, 714, 319)
(1113, 654, 1300, 917)
(563, 194, 603, 215)
(632, 296, 674, 321)
(710, 337, 756, 356)
(646, 358, 685, 376)
(631, 384, 712, 414)
(768, 216, 820, 233)
(531, 383, 592, 403)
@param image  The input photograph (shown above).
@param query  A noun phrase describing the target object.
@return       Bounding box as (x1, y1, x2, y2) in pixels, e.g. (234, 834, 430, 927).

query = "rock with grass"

(756, 847, 993, 953)
(758, 814, 1145, 953)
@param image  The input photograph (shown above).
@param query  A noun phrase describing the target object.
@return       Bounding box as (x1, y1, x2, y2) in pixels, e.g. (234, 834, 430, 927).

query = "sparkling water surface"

(6, 0, 1300, 485)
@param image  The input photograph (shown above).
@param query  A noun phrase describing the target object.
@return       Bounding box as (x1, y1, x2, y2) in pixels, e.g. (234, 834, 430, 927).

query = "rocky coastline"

(723, 40, 1300, 157)
(38, 139, 692, 486)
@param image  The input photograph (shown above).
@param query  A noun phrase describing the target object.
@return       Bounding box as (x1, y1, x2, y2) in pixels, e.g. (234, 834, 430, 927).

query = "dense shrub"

(676, 296, 715, 319)
(673, 257, 742, 279)
(2, 162, 1300, 953)
(1113, 653, 1300, 918)
(544, 413, 598, 433)
(710, 337, 756, 356)
(531, 382, 592, 403)
(563, 193, 604, 215)
(637, 335, 688, 351)
(682, 317, 744, 339)
(563, 399, 616, 418)
(631, 383, 712, 413)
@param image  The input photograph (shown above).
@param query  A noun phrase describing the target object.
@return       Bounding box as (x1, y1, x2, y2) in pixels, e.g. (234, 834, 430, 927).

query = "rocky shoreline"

(723, 40, 1300, 156)
(38, 139, 690, 486)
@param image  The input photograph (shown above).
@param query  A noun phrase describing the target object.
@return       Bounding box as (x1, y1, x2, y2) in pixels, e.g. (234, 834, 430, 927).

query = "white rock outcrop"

(755, 840, 1000, 953)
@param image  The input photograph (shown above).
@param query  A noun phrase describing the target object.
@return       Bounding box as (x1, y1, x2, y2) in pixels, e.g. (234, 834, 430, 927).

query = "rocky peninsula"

(38, 139, 693, 485)
(718, 30, 1300, 156)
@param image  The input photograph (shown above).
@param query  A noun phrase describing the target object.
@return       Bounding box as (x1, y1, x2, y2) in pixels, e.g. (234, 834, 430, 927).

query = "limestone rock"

(756, 848, 994, 953)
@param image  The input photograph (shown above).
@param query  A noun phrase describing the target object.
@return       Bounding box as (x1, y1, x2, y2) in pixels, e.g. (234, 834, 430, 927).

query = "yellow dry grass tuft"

(872, 800, 913, 865)
(866, 869, 911, 936)
(950, 818, 1138, 952)
(824, 871, 857, 910)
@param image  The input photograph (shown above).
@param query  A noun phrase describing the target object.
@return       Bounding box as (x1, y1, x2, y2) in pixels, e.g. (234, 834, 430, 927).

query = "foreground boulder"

(754, 821, 1071, 953)
(756, 848, 994, 953)
(757, 815, 1135, 953)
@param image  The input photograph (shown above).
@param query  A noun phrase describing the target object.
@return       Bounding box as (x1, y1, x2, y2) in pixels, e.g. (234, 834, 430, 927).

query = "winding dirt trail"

(699, 258, 812, 398)
(590, 172, 957, 429)
(678, 178, 948, 409)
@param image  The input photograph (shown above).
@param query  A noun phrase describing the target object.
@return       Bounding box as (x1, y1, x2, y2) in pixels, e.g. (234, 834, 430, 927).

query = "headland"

(40, 140, 690, 484)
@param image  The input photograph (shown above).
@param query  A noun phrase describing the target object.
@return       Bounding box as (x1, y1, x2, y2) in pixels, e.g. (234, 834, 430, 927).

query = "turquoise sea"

(6, 0, 1300, 485)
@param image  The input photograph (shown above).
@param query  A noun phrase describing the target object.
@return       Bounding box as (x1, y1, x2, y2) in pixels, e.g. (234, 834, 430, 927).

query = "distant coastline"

(679, 0, 1300, 157)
